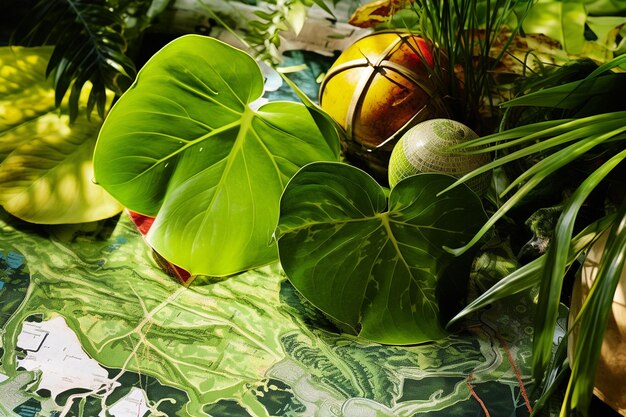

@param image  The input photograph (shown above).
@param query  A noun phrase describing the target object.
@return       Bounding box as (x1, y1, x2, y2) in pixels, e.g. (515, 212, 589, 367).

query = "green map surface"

(0, 209, 553, 417)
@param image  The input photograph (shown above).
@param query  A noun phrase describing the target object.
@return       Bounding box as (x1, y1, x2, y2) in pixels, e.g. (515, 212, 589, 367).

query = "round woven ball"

(388, 119, 491, 195)
(319, 32, 448, 180)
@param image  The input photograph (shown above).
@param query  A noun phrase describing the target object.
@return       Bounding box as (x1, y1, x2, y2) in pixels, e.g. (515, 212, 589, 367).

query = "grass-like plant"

(446, 53, 626, 416)
(396, 0, 535, 134)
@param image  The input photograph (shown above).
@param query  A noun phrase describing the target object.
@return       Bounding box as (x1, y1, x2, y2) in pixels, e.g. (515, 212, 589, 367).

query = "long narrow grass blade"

(450, 111, 626, 153)
(532, 148, 626, 384)
(439, 124, 592, 200)
(445, 128, 619, 256)
(531, 346, 570, 417)
(441, 112, 626, 202)
(503, 124, 626, 195)
(447, 119, 569, 151)
(502, 75, 626, 110)
(447, 255, 544, 327)
(563, 201, 626, 416)
(447, 213, 615, 326)
(444, 124, 624, 255)
(445, 172, 547, 255)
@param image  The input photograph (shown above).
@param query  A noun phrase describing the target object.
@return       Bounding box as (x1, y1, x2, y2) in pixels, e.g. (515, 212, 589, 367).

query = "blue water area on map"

(12, 398, 41, 417)
(3, 251, 25, 269)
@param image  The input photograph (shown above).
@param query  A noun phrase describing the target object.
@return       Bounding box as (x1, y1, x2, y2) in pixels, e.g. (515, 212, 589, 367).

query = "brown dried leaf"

(348, 0, 414, 28)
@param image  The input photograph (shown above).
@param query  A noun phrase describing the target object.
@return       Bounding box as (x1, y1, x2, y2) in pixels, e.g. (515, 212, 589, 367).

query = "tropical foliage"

(233, 0, 342, 64)
(444, 53, 626, 416)
(12, 0, 136, 121)
(275, 162, 486, 344)
(93, 35, 340, 276)
(349, 1, 626, 415)
(4, 0, 626, 415)
(1, 0, 170, 224)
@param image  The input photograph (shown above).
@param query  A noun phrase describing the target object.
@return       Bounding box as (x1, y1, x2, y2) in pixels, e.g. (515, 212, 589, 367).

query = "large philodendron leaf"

(0, 46, 122, 224)
(275, 162, 487, 344)
(93, 35, 339, 276)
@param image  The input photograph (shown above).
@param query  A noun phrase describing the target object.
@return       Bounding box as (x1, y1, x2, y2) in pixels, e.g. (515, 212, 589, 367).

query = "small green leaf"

(276, 162, 487, 344)
(94, 35, 339, 276)
(285, 1, 308, 35)
(310, 0, 336, 18)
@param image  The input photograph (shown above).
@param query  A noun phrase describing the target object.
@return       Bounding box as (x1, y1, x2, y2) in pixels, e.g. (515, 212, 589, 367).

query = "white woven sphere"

(388, 119, 491, 195)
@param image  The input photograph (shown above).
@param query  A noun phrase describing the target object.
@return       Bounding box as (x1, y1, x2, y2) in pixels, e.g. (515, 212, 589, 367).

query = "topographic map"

(0, 208, 556, 417)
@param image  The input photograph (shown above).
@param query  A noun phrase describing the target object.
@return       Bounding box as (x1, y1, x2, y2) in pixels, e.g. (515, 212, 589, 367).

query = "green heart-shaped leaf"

(275, 162, 487, 344)
(94, 35, 339, 276)
(0, 46, 122, 224)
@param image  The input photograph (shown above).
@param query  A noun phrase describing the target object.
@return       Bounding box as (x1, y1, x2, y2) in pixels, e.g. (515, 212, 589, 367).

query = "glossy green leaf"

(586, 15, 626, 47)
(277, 70, 346, 146)
(0, 46, 122, 224)
(275, 162, 487, 344)
(584, 0, 626, 15)
(94, 35, 340, 276)
(523, 1, 587, 55)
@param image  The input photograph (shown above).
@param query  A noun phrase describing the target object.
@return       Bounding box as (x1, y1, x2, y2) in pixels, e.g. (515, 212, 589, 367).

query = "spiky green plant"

(447, 53, 626, 417)
(392, 0, 535, 134)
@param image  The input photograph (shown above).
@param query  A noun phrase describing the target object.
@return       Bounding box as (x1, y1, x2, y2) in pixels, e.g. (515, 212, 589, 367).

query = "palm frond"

(11, 0, 136, 121)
